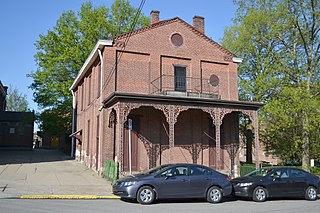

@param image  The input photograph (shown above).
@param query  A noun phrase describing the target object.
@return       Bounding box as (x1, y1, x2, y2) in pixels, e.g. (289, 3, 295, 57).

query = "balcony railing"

(150, 75, 220, 99)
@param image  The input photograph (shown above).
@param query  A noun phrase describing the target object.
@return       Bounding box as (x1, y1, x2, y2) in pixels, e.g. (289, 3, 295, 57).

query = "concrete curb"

(20, 195, 120, 199)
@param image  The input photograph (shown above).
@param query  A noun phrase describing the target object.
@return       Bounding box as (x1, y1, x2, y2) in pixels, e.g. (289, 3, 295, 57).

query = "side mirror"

(272, 175, 280, 181)
(165, 173, 173, 179)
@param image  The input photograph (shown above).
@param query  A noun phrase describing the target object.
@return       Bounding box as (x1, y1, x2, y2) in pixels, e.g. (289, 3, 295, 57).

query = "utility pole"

(128, 119, 132, 175)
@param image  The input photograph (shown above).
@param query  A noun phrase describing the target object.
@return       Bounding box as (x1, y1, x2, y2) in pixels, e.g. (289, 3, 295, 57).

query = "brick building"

(0, 81, 7, 112)
(0, 81, 34, 149)
(70, 11, 263, 176)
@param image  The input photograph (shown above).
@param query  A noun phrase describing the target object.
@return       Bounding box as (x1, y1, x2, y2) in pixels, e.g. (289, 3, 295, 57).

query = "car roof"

(260, 166, 304, 171)
(165, 163, 211, 167)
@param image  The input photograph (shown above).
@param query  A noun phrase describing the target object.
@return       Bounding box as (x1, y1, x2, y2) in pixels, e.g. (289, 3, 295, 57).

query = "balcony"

(150, 75, 220, 99)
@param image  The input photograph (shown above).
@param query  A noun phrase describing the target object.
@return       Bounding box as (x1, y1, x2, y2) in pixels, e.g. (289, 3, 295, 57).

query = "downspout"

(97, 48, 104, 173)
(98, 48, 103, 97)
(71, 90, 76, 158)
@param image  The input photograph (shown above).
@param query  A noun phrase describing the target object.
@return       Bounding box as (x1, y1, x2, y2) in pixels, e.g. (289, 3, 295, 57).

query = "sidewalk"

(0, 149, 118, 199)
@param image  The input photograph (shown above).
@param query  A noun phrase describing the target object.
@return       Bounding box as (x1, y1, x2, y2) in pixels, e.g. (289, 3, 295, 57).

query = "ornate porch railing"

(150, 75, 220, 99)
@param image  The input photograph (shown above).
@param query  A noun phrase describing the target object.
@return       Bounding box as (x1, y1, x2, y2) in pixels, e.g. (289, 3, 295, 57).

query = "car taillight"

(225, 175, 231, 181)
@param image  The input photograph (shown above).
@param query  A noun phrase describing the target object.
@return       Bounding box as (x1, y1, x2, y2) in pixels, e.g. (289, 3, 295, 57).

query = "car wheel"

(136, 186, 155, 205)
(207, 186, 223, 203)
(253, 186, 267, 202)
(305, 186, 317, 201)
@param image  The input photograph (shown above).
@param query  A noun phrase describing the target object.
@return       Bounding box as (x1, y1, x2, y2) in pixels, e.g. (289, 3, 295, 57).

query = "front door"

(123, 117, 140, 172)
(174, 66, 186, 92)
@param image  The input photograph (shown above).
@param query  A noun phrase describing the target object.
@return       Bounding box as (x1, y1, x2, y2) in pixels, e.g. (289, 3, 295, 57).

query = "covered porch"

(103, 92, 263, 176)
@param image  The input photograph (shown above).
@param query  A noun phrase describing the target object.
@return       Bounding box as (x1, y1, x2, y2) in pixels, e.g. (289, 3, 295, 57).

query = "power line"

(101, 0, 147, 95)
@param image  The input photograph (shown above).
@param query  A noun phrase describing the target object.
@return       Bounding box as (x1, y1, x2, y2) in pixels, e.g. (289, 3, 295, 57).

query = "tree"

(222, 0, 320, 167)
(6, 84, 29, 112)
(28, 1, 149, 135)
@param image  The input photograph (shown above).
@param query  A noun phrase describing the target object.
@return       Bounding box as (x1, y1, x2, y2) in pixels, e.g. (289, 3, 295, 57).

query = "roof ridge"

(113, 17, 234, 57)
(112, 17, 179, 40)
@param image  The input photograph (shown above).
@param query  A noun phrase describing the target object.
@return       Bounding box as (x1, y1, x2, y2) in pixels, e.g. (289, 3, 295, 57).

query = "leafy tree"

(28, 1, 149, 135)
(37, 105, 72, 139)
(6, 84, 29, 112)
(109, 0, 149, 36)
(222, 0, 320, 167)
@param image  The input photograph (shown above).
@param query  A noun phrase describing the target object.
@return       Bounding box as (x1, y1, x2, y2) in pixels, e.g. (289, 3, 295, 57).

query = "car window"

(246, 168, 274, 177)
(279, 168, 289, 178)
(144, 164, 171, 175)
(290, 169, 307, 178)
(190, 166, 212, 176)
(159, 166, 188, 177)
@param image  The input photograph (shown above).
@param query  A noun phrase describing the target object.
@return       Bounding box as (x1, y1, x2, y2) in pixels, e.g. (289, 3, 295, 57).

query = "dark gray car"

(231, 167, 320, 202)
(113, 163, 232, 204)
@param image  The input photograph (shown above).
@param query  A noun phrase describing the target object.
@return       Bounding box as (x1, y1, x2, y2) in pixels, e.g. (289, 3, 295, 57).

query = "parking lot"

(0, 149, 114, 198)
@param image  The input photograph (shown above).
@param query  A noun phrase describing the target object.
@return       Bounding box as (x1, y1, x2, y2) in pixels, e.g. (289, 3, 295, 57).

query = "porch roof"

(102, 92, 264, 111)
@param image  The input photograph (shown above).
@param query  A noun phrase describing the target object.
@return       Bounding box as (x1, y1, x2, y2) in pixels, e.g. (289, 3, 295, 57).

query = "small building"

(0, 81, 34, 149)
(70, 11, 263, 176)
(0, 81, 7, 112)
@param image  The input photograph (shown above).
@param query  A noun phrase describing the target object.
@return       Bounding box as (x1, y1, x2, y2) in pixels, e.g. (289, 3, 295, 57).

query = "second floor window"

(174, 66, 186, 92)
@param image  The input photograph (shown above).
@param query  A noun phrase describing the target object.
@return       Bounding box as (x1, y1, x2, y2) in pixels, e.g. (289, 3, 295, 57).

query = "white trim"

(232, 57, 243, 63)
(70, 40, 113, 91)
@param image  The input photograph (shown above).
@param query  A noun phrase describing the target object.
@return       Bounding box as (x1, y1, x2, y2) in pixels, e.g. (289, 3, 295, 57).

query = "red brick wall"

(102, 20, 238, 100)
(74, 18, 240, 174)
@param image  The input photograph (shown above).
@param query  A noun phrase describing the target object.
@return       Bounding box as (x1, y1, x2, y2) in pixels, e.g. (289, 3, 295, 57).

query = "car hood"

(231, 176, 261, 184)
(116, 173, 152, 182)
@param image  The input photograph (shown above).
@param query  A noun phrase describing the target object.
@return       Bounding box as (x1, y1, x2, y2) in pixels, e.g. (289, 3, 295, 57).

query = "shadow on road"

(0, 149, 72, 165)
(120, 195, 238, 205)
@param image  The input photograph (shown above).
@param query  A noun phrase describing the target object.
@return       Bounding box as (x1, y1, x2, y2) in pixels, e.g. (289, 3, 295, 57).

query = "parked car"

(113, 163, 232, 204)
(231, 167, 320, 202)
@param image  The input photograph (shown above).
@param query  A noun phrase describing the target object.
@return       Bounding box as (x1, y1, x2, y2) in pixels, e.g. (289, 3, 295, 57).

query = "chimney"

(193, 16, 205, 34)
(150, 10, 160, 24)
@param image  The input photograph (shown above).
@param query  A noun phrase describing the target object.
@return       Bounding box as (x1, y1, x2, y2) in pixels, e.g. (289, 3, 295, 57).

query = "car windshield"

(245, 168, 274, 177)
(142, 164, 171, 175)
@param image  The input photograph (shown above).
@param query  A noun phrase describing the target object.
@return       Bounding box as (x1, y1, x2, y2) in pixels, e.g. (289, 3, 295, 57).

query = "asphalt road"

(0, 198, 319, 213)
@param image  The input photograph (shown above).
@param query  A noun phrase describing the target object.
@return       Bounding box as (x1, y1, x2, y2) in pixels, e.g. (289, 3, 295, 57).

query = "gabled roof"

(113, 17, 234, 57)
(70, 40, 113, 91)
(0, 81, 7, 96)
(70, 17, 236, 91)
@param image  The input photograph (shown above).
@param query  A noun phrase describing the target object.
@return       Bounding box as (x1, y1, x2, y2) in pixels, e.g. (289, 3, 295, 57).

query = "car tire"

(207, 186, 223, 203)
(305, 186, 317, 201)
(253, 186, 267, 202)
(136, 186, 155, 205)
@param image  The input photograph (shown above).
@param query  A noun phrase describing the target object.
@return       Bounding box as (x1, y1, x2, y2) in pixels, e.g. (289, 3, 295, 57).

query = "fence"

(103, 160, 119, 183)
(239, 163, 272, 176)
(239, 164, 256, 176)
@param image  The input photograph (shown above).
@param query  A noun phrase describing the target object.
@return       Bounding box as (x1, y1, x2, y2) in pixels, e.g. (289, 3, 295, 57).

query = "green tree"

(222, 0, 320, 167)
(6, 84, 29, 112)
(28, 1, 149, 135)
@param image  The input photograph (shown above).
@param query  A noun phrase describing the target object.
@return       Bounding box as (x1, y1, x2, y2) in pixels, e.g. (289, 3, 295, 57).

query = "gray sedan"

(113, 163, 232, 204)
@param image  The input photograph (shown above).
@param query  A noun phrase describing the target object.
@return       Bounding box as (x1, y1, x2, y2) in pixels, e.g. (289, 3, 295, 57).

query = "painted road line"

(20, 195, 120, 199)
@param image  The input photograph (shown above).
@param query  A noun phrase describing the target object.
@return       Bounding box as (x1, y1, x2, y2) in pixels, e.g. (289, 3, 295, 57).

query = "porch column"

(167, 105, 178, 163)
(214, 109, 222, 170)
(155, 105, 180, 163)
(117, 104, 125, 174)
(253, 111, 260, 169)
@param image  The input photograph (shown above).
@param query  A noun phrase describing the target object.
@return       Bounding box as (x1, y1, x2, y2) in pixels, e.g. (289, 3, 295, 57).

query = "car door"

(188, 165, 213, 197)
(288, 168, 308, 196)
(266, 168, 291, 197)
(154, 165, 190, 198)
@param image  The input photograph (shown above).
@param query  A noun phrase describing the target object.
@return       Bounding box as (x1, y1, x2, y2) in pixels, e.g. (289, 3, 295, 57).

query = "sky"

(0, 0, 237, 130)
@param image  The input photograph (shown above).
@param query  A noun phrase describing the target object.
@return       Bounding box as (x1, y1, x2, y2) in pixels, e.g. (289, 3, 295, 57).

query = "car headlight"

(238, 182, 253, 187)
(121, 181, 136, 187)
